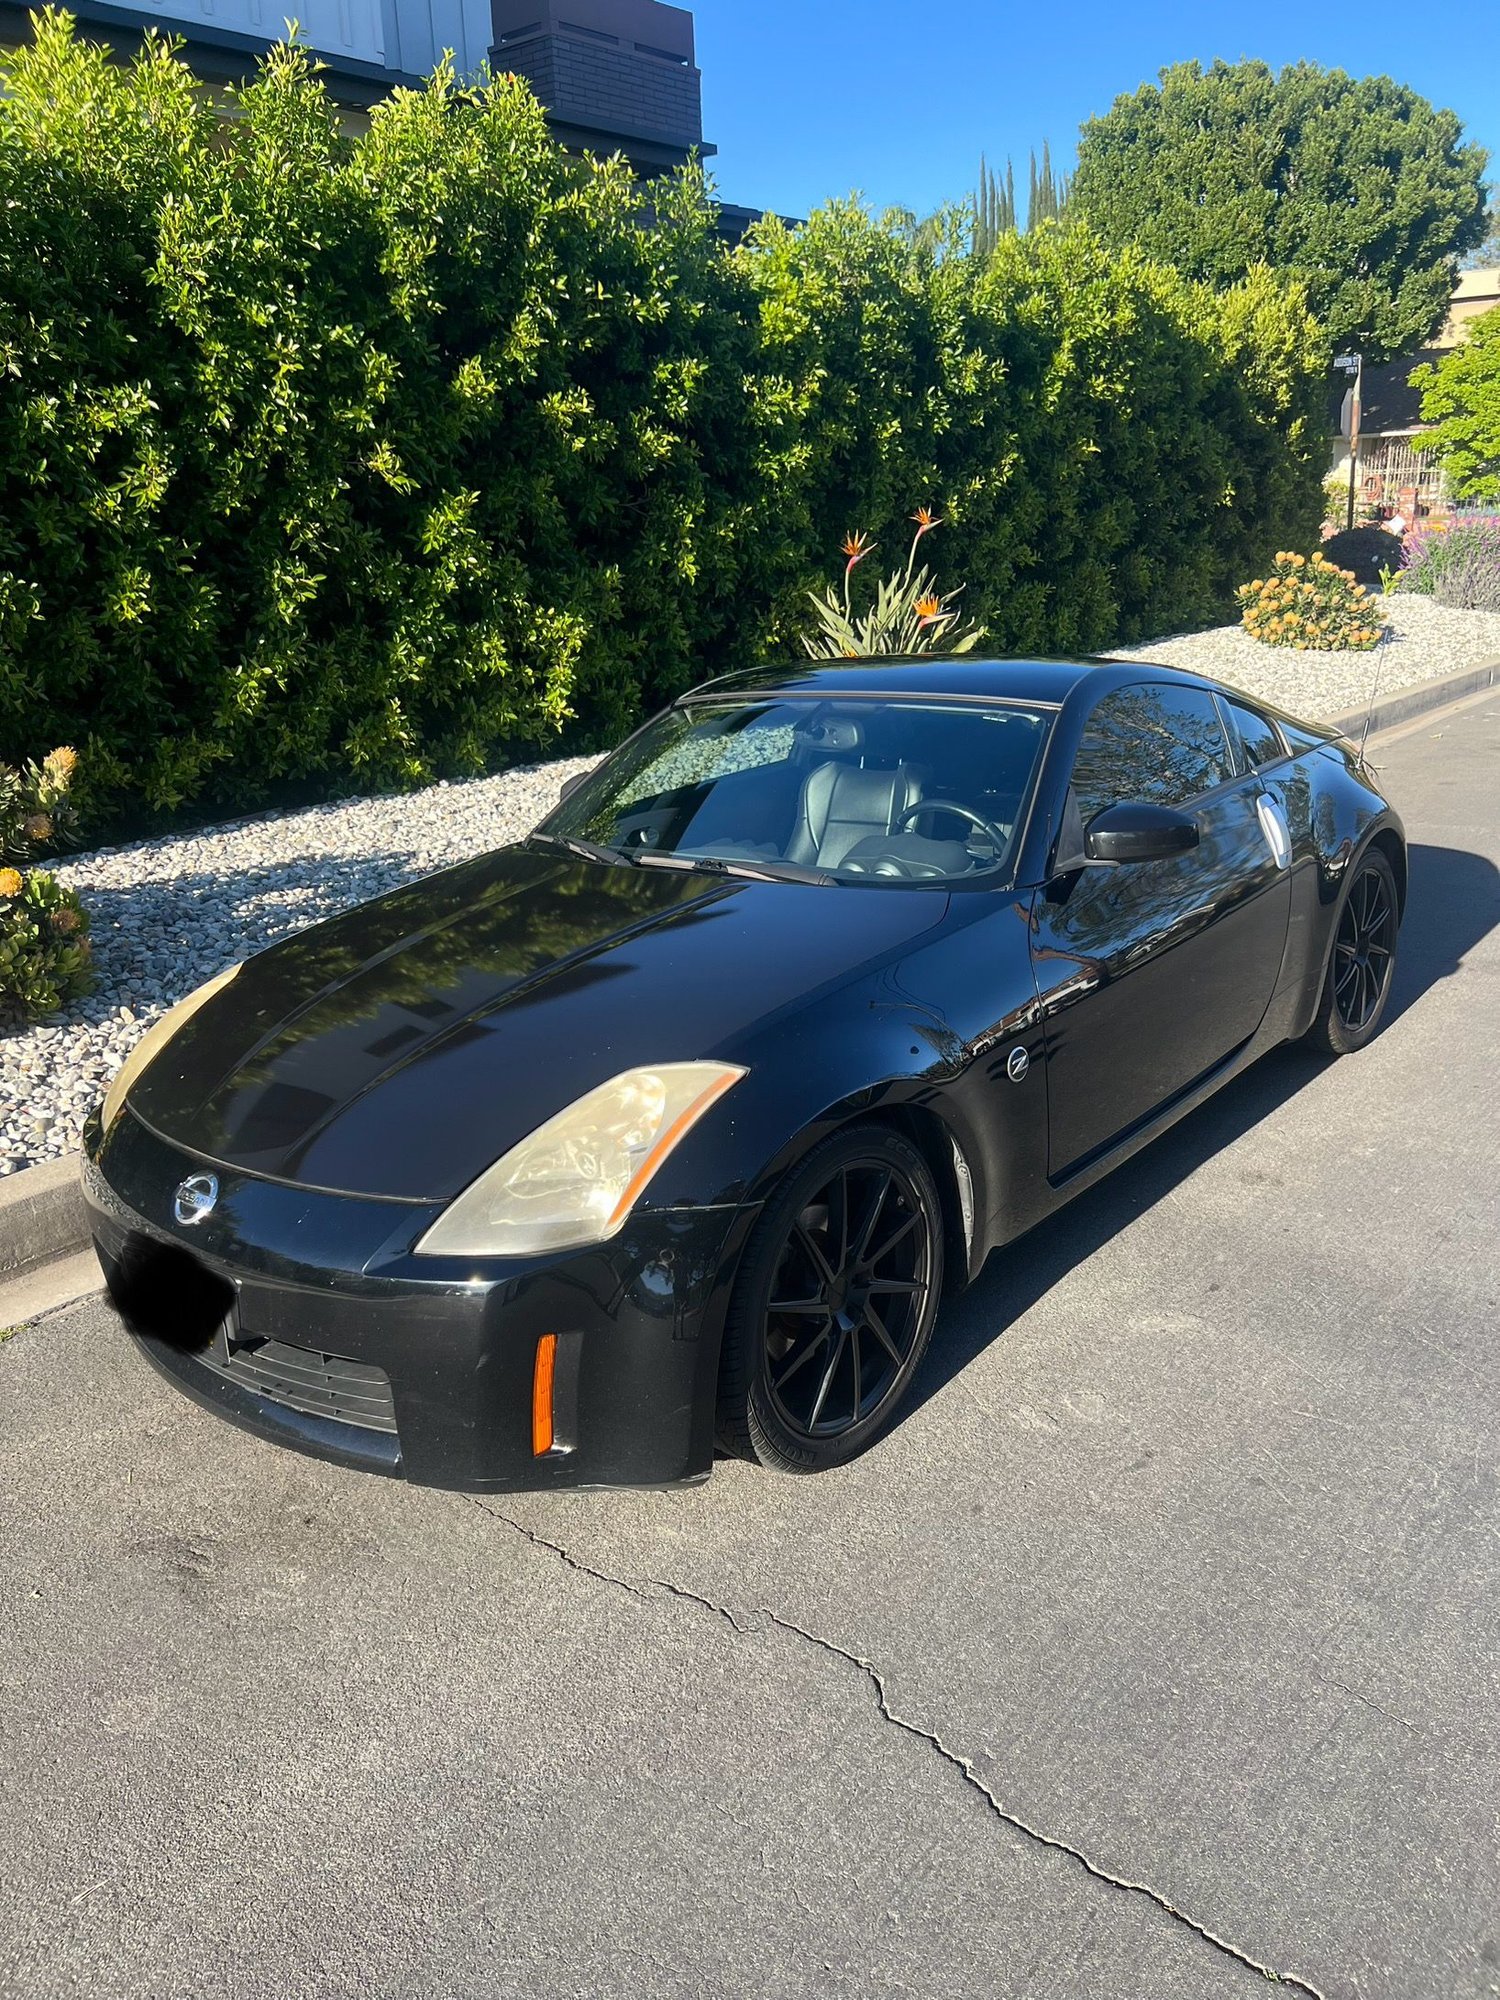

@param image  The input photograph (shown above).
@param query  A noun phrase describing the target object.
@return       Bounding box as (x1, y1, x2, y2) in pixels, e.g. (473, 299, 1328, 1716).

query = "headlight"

(414, 1062, 746, 1258)
(99, 963, 242, 1134)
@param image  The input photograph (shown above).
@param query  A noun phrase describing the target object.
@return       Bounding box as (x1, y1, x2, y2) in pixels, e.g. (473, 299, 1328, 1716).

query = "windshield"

(540, 696, 1053, 886)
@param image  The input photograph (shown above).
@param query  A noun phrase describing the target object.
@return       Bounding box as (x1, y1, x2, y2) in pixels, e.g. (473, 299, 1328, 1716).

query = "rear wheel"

(1304, 848, 1400, 1056)
(716, 1125, 944, 1473)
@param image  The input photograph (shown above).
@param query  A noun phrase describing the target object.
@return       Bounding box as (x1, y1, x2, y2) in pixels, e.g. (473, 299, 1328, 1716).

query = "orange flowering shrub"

(1237, 550, 1385, 652)
(0, 746, 92, 1024)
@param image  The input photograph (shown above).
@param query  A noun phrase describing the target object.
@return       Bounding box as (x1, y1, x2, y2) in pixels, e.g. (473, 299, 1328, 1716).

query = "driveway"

(3, 697, 1497, 2000)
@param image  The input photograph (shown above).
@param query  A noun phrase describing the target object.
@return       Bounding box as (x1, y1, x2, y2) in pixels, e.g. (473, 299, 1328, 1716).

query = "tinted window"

(1278, 717, 1332, 754)
(1071, 685, 1235, 821)
(1223, 699, 1284, 771)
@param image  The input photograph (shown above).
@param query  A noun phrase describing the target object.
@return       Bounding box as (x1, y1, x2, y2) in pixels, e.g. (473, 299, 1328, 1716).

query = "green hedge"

(0, 14, 1328, 835)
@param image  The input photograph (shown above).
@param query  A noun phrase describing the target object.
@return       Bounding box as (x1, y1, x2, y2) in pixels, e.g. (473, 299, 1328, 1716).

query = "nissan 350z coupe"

(84, 656, 1406, 1490)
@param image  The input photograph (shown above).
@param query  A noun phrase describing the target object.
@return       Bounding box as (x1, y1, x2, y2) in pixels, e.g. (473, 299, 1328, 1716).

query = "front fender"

(639, 894, 1050, 1272)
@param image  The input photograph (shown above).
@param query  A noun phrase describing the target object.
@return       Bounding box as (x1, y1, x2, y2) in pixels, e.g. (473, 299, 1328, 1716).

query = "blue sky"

(690, 0, 1500, 222)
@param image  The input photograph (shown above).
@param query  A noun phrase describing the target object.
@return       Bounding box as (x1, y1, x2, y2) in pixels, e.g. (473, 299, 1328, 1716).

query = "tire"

(716, 1124, 944, 1473)
(1303, 847, 1400, 1057)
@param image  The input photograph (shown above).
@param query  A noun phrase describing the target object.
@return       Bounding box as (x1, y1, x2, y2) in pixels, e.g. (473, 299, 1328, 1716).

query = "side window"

(1223, 698, 1284, 771)
(1071, 685, 1235, 821)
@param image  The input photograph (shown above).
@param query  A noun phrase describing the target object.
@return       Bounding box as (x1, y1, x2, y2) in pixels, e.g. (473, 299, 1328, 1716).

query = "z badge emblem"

(174, 1173, 219, 1226)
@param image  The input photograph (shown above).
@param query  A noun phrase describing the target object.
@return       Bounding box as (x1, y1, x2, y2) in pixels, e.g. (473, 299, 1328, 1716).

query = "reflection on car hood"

(126, 845, 949, 1199)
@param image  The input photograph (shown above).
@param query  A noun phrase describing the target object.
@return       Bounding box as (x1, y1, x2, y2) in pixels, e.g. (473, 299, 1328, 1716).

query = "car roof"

(686, 654, 1213, 708)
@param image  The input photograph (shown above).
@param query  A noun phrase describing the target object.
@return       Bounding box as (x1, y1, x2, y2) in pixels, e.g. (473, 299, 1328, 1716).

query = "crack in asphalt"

(469, 1499, 1326, 1998)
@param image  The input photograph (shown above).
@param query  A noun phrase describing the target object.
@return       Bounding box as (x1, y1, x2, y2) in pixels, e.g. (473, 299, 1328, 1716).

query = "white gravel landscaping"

(3, 592, 1496, 1175)
(1112, 592, 1500, 718)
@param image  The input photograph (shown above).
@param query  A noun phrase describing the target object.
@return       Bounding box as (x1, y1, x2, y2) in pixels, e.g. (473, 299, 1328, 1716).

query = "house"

(1330, 266, 1500, 517)
(0, 0, 782, 234)
(1441, 264, 1500, 342)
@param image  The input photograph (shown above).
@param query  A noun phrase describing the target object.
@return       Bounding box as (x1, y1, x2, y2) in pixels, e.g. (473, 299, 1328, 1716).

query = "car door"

(1029, 681, 1292, 1181)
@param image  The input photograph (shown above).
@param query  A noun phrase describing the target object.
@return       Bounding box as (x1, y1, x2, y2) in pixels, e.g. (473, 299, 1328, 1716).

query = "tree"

(974, 147, 1067, 257)
(1027, 141, 1068, 230)
(1411, 306, 1500, 497)
(1071, 59, 1489, 360)
(974, 153, 1016, 257)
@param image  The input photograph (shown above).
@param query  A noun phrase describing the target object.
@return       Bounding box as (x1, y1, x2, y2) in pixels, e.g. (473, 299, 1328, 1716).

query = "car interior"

(587, 702, 1049, 882)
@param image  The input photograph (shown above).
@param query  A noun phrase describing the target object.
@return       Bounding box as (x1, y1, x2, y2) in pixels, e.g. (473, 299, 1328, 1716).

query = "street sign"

(1334, 353, 1361, 374)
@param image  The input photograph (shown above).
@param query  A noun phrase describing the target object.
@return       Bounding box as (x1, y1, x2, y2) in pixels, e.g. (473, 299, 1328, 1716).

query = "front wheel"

(716, 1125, 944, 1473)
(1304, 847, 1400, 1057)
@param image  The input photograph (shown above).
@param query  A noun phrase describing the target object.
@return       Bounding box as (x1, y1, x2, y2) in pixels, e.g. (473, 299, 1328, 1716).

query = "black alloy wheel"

(717, 1126, 944, 1473)
(1304, 846, 1401, 1057)
(1332, 861, 1397, 1032)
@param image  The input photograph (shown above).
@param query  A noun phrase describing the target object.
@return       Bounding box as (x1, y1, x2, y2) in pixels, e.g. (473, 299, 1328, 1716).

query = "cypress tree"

(1028, 141, 1068, 227)
(974, 153, 1016, 257)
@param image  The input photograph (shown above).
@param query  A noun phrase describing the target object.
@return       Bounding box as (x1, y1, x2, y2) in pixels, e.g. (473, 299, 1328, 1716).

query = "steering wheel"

(892, 799, 1009, 849)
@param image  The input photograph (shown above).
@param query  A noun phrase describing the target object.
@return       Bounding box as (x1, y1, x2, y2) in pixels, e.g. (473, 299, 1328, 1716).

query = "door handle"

(1255, 792, 1291, 870)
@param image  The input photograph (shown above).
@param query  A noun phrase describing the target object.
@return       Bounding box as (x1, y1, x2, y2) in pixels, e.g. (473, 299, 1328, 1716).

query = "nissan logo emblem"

(174, 1173, 219, 1226)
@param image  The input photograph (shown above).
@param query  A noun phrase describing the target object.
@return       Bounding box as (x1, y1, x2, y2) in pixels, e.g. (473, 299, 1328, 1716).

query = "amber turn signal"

(532, 1334, 558, 1457)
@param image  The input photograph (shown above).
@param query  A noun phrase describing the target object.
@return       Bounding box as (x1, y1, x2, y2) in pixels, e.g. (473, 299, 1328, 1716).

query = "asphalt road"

(3, 698, 1498, 2000)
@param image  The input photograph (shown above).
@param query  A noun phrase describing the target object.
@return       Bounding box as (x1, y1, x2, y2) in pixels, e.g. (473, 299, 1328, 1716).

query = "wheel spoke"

(829, 1169, 851, 1273)
(867, 1210, 919, 1268)
(769, 1297, 829, 1315)
(773, 1323, 831, 1393)
(807, 1328, 847, 1431)
(868, 1277, 924, 1295)
(793, 1221, 836, 1290)
(864, 1303, 904, 1369)
(851, 1171, 893, 1267)
(849, 1324, 862, 1419)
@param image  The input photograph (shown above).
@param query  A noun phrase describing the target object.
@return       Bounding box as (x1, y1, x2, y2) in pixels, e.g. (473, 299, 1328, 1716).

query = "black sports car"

(84, 655, 1405, 1489)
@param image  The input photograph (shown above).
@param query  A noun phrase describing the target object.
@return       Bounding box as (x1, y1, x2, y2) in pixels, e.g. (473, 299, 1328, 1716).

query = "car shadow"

(905, 839, 1500, 1420)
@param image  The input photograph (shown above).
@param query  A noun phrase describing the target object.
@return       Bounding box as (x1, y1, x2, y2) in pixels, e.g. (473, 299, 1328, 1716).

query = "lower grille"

(200, 1325, 398, 1436)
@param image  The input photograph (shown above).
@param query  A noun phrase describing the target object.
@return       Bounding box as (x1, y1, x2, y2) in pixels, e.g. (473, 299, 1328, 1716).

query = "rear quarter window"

(1222, 698, 1285, 770)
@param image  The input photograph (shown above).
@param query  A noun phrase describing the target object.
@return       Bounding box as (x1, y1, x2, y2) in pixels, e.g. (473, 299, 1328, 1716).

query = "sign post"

(1335, 352, 1364, 531)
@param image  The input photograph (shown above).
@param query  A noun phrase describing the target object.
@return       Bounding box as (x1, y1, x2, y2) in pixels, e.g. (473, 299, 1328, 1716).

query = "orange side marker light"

(532, 1333, 557, 1457)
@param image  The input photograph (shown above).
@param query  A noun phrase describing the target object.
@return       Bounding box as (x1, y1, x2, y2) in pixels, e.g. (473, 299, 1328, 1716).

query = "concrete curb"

(2, 654, 1497, 1319)
(1327, 657, 1498, 743)
(0, 1153, 86, 1282)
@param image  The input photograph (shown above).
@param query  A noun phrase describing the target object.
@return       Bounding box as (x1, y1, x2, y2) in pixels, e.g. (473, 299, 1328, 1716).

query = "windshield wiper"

(631, 851, 832, 886)
(530, 831, 628, 867)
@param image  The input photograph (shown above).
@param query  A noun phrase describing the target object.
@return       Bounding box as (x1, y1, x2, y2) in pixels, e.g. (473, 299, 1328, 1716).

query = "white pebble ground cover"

(3, 593, 1496, 1174)
(1113, 592, 1500, 717)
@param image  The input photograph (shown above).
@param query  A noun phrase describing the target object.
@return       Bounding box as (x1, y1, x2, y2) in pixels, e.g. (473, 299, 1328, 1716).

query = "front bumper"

(83, 1110, 758, 1492)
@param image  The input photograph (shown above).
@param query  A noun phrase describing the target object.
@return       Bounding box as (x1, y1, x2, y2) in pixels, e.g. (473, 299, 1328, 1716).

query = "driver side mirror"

(1084, 802, 1200, 864)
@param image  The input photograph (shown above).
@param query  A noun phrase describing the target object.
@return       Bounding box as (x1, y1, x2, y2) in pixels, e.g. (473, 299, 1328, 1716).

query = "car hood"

(127, 845, 950, 1200)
